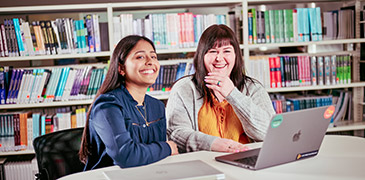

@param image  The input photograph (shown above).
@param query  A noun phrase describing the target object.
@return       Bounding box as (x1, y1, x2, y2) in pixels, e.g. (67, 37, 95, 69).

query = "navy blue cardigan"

(84, 85, 171, 170)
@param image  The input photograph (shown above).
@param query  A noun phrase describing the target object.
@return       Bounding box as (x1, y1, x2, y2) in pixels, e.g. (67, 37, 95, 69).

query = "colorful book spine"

(308, 8, 318, 41)
(330, 55, 337, 85)
(324, 56, 331, 85)
(93, 14, 101, 52)
(316, 7, 322, 41)
(12, 18, 25, 56)
(0, 67, 5, 104)
(85, 14, 95, 53)
(317, 56, 324, 85)
(264, 11, 270, 43)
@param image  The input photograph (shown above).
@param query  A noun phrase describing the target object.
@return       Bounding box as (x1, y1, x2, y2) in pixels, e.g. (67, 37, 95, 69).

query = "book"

(21, 21, 35, 56)
(39, 21, 51, 55)
(55, 67, 70, 101)
(0, 67, 5, 104)
(12, 18, 25, 56)
(85, 14, 95, 53)
(32, 113, 41, 140)
(317, 56, 324, 86)
(248, 9, 257, 44)
(0, 24, 9, 57)
(9, 19, 19, 56)
(324, 56, 331, 85)
(315, 7, 323, 41)
(51, 20, 61, 54)
(32, 21, 46, 55)
(11, 69, 25, 104)
(93, 14, 101, 52)
(311, 56, 318, 86)
(99, 22, 109, 51)
(4, 20, 14, 56)
(330, 55, 337, 85)
(331, 91, 349, 127)
(61, 69, 77, 101)
(45, 20, 57, 55)
(268, 10, 275, 43)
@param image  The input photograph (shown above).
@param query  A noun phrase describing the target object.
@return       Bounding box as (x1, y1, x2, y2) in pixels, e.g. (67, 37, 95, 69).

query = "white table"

(60, 135, 365, 180)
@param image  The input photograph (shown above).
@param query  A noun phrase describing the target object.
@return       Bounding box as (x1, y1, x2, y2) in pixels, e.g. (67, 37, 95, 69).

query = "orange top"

(198, 96, 250, 144)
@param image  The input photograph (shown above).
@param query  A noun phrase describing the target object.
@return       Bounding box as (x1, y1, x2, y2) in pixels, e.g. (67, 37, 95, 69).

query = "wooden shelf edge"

(327, 121, 365, 132)
(0, 51, 111, 62)
(246, 38, 365, 49)
(267, 82, 365, 92)
(0, 149, 35, 156)
(0, 93, 171, 109)
(0, 99, 94, 110)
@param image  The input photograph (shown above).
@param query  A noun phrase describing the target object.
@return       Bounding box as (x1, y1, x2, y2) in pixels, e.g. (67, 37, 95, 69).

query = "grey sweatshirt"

(166, 76, 276, 153)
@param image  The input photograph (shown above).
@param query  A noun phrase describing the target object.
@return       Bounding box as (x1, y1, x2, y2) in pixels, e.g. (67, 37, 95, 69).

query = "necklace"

(135, 104, 149, 126)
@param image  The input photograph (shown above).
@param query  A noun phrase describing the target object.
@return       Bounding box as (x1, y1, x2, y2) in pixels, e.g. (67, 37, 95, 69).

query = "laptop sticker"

(296, 150, 318, 160)
(271, 115, 283, 128)
(324, 105, 335, 119)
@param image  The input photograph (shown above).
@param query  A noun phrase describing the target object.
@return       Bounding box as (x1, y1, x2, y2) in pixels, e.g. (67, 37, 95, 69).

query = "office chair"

(33, 127, 85, 180)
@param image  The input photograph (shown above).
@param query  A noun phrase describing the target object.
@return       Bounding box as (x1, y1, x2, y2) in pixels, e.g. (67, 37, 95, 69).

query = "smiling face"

(203, 44, 236, 76)
(119, 40, 160, 88)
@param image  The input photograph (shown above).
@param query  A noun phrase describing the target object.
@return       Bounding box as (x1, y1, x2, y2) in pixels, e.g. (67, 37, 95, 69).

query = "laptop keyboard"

(234, 155, 258, 167)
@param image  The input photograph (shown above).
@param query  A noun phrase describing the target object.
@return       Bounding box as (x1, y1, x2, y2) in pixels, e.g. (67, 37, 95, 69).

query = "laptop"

(215, 105, 335, 170)
(103, 160, 225, 180)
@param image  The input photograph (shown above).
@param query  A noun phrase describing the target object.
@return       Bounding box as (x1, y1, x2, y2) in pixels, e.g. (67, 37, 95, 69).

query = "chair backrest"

(33, 127, 85, 180)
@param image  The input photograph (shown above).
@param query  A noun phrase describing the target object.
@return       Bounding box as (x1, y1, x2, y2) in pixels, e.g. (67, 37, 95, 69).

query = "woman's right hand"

(166, 141, 179, 155)
(211, 138, 249, 153)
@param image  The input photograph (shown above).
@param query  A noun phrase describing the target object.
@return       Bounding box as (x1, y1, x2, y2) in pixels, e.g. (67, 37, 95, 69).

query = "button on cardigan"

(84, 85, 171, 170)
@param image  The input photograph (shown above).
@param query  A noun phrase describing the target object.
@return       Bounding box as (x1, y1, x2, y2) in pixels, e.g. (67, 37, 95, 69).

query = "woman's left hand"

(204, 72, 235, 97)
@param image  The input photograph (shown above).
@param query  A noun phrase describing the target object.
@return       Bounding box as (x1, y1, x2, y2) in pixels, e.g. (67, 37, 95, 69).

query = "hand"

(211, 138, 249, 153)
(204, 72, 235, 98)
(166, 141, 179, 155)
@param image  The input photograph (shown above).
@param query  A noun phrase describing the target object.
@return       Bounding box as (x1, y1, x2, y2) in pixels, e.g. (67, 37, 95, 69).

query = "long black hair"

(79, 35, 156, 163)
(192, 24, 252, 106)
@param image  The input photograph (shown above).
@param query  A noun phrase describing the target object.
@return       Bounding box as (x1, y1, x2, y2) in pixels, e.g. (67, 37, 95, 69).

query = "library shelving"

(0, 0, 364, 157)
(242, 0, 365, 136)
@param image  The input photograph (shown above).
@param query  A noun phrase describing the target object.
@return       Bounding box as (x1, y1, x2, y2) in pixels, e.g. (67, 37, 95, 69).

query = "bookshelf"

(242, 0, 365, 137)
(0, 0, 364, 156)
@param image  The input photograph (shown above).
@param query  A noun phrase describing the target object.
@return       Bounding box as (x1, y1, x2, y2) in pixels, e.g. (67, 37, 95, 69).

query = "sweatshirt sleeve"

(166, 78, 218, 152)
(90, 95, 171, 168)
(225, 81, 276, 141)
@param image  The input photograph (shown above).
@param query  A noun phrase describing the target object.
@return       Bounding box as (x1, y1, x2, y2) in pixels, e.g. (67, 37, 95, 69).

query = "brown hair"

(79, 35, 156, 163)
(192, 24, 252, 106)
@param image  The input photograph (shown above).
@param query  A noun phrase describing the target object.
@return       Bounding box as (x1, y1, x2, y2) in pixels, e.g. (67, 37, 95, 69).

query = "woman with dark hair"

(166, 24, 275, 153)
(79, 35, 178, 170)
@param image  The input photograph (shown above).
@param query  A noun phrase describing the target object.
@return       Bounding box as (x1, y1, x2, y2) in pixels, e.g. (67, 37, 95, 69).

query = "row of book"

(323, 7, 355, 40)
(270, 90, 352, 127)
(361, 9, 365, 39)
(248, 6, 355, 44)
(0, 106, 87, 152)
(247, 54, 352, 89)
(0, 65, 107, 105)
(270, 94, 333, 114)
(0, 14, 102, 57)
(248, 7, 322, 44)
(149, 59, 194, 91)
(113, 13, 228, 49)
